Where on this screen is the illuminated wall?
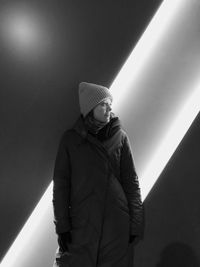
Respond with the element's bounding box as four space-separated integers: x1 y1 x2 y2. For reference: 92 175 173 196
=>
134 114 200 267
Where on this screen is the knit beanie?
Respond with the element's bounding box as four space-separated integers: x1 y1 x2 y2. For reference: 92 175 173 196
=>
79 82 113 117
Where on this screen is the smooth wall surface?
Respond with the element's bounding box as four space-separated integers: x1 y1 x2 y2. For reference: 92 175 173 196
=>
135 113 200 267
135 115 200 267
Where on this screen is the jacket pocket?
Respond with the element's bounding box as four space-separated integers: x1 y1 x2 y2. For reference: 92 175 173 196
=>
109 173 129 213
69 191 94 228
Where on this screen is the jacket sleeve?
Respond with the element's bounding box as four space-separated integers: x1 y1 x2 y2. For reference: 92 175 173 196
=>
120 133 144 237
52 133 71 234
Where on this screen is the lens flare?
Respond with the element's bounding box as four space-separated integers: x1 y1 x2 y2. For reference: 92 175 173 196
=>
0 5 51 60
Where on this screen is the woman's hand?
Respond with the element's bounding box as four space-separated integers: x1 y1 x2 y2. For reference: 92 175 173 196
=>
58 232 72 252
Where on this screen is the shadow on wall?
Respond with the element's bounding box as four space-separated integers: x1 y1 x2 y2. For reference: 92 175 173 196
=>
156 242 199 267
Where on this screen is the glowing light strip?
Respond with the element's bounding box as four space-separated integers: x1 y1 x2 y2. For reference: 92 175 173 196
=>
0 183 53 267
110 0 183 108
140 87 200 200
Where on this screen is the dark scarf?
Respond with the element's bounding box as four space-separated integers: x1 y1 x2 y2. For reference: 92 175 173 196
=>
84 111 108 135
84 111 121 141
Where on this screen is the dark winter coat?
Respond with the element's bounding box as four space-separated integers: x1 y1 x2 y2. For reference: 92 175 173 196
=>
52 114 144 267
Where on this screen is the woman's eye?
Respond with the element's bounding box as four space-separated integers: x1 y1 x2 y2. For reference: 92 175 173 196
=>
101 102 111 109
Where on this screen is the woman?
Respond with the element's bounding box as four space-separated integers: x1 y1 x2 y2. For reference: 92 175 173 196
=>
53 82 144 267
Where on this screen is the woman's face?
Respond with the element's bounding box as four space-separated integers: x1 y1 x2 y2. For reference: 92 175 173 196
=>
93 98 112 123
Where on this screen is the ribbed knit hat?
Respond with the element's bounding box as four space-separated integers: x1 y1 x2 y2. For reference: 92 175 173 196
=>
79 82 113 117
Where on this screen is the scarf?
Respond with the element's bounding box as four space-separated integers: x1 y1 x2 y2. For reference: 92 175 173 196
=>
84 111 108 135
84 112 121 141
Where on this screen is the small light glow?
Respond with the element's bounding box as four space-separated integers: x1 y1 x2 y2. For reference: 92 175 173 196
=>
0 6 51 60
6 15 39 47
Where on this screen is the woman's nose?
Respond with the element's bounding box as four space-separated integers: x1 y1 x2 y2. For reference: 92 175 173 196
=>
107 105 112 111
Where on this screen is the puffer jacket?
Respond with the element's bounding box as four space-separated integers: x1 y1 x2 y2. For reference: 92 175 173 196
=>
52 113 144 267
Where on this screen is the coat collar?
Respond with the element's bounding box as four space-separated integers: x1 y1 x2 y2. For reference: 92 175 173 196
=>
72 115 119 177
73 113 121 140
72 114 121 178
72 115 110 160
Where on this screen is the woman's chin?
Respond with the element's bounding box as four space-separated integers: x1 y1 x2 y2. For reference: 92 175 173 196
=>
104 116 110 122
95 114 110 123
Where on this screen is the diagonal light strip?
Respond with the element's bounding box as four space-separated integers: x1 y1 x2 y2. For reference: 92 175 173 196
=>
1 0 198 266
0 183 53 267
110 0 183 108
140 86 200 200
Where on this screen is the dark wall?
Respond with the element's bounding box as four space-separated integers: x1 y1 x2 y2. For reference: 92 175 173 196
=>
135 113 200 267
